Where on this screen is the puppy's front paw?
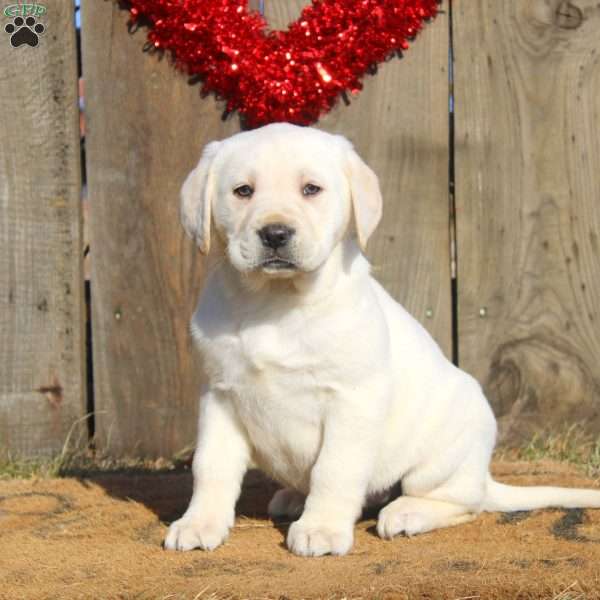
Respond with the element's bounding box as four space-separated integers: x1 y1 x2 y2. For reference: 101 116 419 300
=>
268 488 305 520
286 517 353 557
164 515 229 551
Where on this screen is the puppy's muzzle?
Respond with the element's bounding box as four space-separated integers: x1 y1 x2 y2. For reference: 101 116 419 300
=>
258 223 295 250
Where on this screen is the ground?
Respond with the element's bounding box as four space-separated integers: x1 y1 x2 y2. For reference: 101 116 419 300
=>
2 459 600 599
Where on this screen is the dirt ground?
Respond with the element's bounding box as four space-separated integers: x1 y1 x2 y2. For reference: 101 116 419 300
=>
2 460 600 600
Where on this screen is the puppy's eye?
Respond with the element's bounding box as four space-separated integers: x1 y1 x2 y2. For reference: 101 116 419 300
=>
233 184 254 198
303 183 322 196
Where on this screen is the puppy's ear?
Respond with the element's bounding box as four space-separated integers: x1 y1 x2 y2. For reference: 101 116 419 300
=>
180 141 221 255
344 146 383 251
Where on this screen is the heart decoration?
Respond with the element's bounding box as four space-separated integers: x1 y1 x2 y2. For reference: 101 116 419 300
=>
126 0 440 127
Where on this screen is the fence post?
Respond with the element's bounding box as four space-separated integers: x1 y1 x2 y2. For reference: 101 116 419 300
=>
0 1 86 457
454 0 600 442
81 0 239 457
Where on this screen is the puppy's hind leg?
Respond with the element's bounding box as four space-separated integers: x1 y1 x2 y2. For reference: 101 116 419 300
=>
377 433 493 539
377 496 475 539
268 488 305 520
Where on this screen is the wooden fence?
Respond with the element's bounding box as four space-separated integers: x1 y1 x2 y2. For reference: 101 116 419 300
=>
1 0 599 458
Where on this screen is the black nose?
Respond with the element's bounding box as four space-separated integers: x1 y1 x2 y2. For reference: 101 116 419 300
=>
258 223 295 250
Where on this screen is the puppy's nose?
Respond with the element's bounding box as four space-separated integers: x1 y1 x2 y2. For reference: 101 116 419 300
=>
258 223 295 249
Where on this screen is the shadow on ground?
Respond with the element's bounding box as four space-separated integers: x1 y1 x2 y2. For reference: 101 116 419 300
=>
78 468 278 524
79 466 397 528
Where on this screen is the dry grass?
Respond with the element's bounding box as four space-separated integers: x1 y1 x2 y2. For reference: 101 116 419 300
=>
0 447 191 480
496 423 600 479
0 414 194 480
550 581 587 600
3 422 600 482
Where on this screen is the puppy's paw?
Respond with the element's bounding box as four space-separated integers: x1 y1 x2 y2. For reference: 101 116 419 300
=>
268 488 305 520
376 497 474 539
164 515 229 551
376 507 428 539
287 517 353 556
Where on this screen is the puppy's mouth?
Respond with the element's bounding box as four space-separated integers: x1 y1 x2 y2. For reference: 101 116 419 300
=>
260 257 298 271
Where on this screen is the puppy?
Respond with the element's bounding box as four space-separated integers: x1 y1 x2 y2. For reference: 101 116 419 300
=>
165 123 600 556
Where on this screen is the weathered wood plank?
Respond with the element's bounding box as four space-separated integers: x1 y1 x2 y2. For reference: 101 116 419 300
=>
454 1 600 443
81 1 240 457
266 1 452 355
0 2 85 456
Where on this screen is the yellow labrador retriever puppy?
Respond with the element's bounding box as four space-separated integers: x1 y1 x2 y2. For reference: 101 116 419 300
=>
165 123 600 556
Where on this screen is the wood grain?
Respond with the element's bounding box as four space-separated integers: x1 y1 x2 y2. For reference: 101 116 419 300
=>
266 1 452 355
0 2 85 456
81 1 240 457
454 0 600 442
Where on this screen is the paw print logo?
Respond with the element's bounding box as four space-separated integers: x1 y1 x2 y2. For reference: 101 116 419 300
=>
5 15 45 48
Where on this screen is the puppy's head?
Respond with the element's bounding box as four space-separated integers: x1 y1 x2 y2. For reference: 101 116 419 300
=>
181 123 382 278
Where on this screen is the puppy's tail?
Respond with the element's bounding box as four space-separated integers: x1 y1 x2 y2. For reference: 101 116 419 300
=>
482 475 600 512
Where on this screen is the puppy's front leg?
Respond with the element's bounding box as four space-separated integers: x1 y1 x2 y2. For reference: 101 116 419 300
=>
287 390 384 557
165 391 250 551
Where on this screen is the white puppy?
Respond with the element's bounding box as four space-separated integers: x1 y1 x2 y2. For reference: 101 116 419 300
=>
165 123 600 557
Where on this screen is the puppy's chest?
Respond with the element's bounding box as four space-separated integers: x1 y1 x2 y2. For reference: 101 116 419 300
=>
200 321 329 400
199 323 328 486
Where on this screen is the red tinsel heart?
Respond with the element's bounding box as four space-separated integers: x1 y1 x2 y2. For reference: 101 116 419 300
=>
126 0 440 127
